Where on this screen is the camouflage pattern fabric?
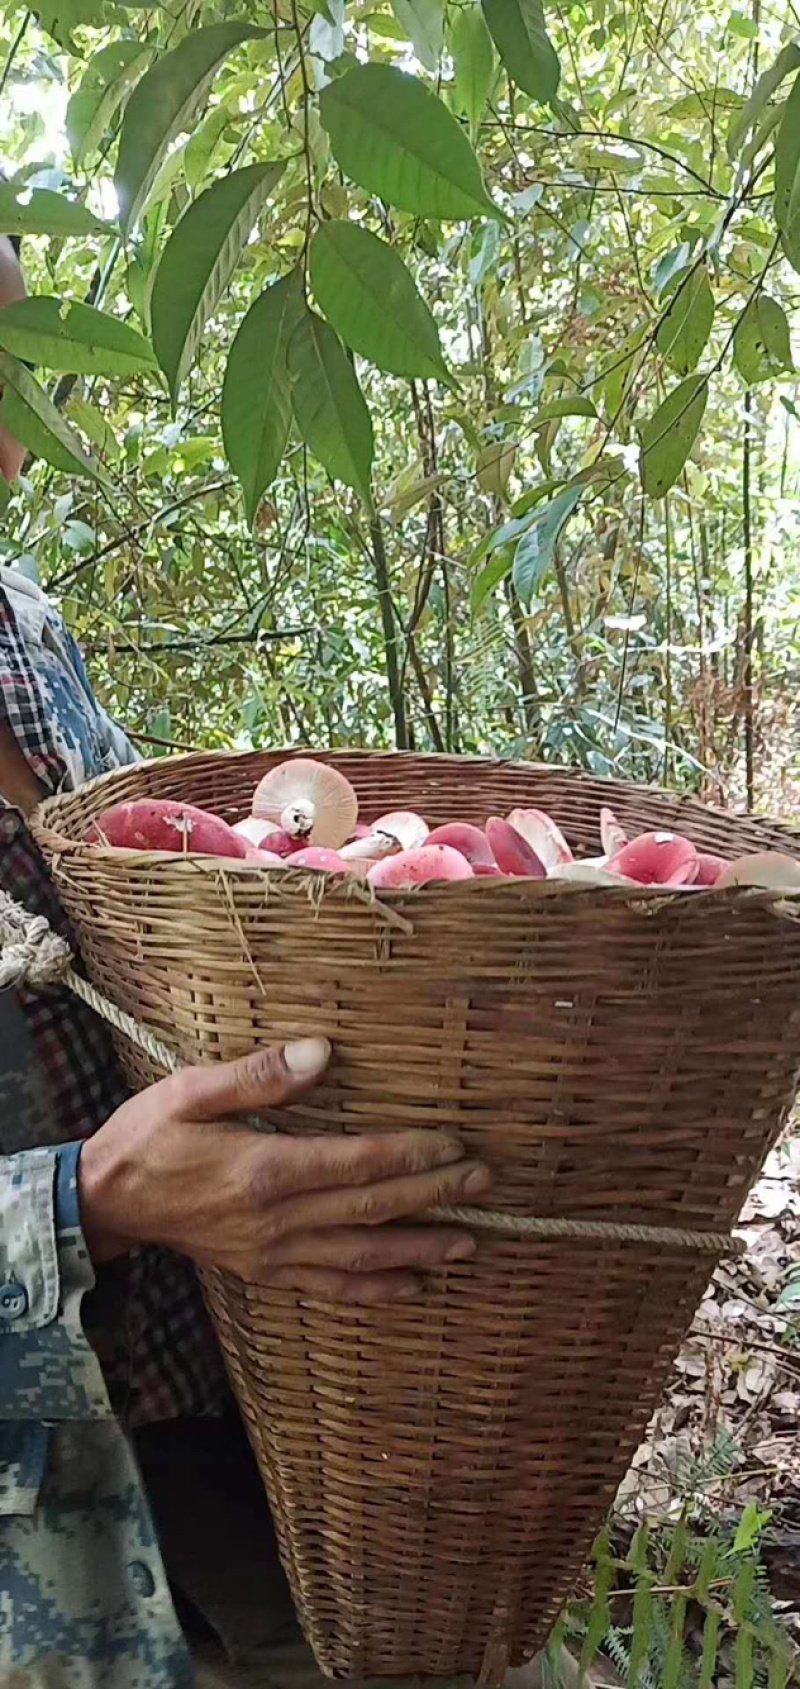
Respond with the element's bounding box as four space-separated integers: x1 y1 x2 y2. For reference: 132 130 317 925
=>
0 1146 195 1687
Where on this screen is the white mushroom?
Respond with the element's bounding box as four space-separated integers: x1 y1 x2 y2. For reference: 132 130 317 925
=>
600 806 627 858
370 810 429 852
715 852 800 892
233 817 280 847
549 859 632 886
340 832 397 862
252 759 358 849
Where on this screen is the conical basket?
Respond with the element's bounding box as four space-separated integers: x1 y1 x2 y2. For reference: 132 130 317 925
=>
33 750 800 1683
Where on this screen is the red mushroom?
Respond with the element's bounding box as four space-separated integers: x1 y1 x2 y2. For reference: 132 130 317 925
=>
87 799 247 859
607 831 699 887
426 822 496 867
289 846 349 872
368 845 473 888
485 818 546 878
695 852 730 887
506 808 572 870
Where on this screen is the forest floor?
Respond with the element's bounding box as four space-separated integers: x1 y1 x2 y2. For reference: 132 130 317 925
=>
605 1120 800 1677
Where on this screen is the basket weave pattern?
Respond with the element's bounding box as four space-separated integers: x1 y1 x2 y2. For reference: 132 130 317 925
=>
34 751 800 1682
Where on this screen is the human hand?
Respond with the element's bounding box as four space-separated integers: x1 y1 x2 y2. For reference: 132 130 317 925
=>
78 1037 490 1303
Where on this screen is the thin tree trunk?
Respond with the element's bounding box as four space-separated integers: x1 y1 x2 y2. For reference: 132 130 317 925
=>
406 631 445 751
504 579 539 740
743 391 755 809
370 514 408 749
663 495 673 786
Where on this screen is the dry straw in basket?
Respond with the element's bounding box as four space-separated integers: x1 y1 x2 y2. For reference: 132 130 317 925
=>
31 750 800 1684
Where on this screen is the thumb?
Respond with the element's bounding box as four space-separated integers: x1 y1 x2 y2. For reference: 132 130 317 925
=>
176 1037 331 1120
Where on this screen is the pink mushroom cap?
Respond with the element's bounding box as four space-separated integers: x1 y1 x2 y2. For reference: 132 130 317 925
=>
289 847 349 872
367 845 473 888
600 806 627 858
426 822 497 867
244 846 290 866
506 808 572 869
485 817 546 878
607 831 699 887
695 851 730 887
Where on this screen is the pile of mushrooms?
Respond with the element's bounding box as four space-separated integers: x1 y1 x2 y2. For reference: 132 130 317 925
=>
86 757 800 894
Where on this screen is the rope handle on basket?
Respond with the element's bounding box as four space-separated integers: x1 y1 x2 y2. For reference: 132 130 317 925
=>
0 888 744 1258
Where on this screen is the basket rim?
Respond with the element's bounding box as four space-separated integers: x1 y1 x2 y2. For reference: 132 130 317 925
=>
31 746 800 910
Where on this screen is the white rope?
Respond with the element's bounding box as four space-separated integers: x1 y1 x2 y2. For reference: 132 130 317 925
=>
0 888 743 1257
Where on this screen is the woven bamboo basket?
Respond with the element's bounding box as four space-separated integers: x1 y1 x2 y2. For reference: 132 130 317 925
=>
33 750 800 1684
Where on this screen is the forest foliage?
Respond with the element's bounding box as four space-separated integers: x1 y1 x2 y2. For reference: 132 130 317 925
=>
0 0 798 806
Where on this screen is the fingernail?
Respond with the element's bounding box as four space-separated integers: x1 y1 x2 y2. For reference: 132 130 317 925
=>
391 1278 421 1301
435 1136 465 1164
284 1037 330 1077
446 1237 476 1261
463 1165 492 1196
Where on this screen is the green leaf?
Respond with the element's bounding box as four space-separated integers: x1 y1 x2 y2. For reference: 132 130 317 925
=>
767 1647 792 1689
468 219 500 289
732 1501 773 1554
727 41 800 161
639 374 708 497
363 12 410 41
289 308 374 506
0 354 108 486
652 241 691 299
512 483 583 606
663 1515 689 1584
656 268 715 374
627 1574 653 1688
733 1560 756 1626
320 63 500 221
776 1270 800 1307
510 479 559 517
728 9 758 38
69 395 120 459
740 103 784 173
67 41 152 166
699 1608 722 1689
530 396 597 425
580 1545 614 1682
32 0 106 50
481 0 560 103
384 467 445 521
221 271 303 527
151 162 285 410
0 297 158 377
665 87 742 118
173 436 216 469
735 1626 754 1689
185 105 234 191
663 1596 687 1689
695 1537 721 1602
451 3 496 132
774 71 800 271
733 295 795 384
471 547 512 614
477 439 516 497
310 221 452 385
390 0 444 71
0 185 108 239
115 22 266 235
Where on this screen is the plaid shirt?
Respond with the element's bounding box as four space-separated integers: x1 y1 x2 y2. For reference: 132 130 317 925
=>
0 566 228 1427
